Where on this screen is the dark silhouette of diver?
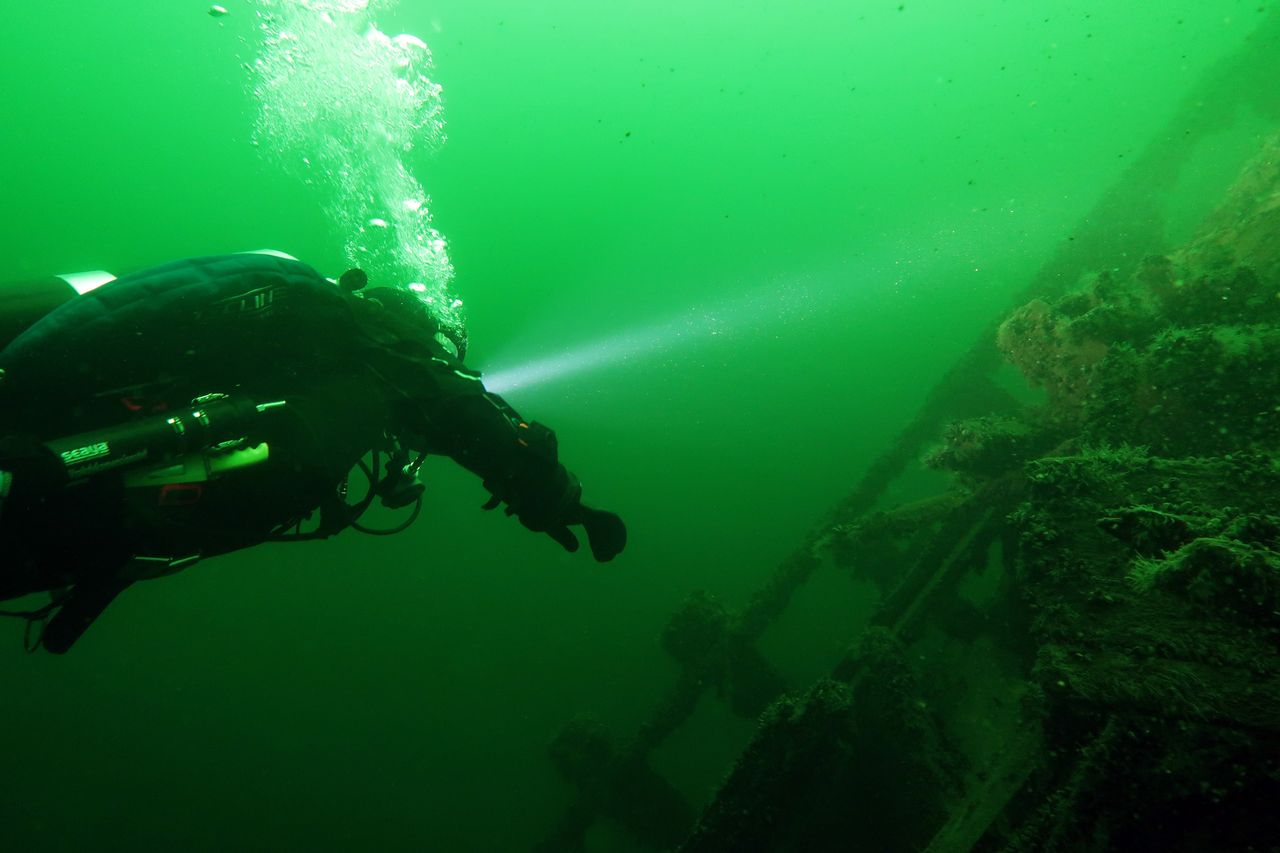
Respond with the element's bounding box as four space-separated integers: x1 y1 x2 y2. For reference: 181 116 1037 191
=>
0 252 626 653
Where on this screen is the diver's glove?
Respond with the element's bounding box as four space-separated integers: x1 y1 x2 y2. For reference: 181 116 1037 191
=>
571 503 627 562
482 490 627 562
479 421 627 562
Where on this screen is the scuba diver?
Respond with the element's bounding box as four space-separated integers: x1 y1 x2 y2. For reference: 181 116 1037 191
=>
0 251 626 654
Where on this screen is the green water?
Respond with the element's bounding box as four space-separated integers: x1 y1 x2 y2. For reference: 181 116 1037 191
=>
0 1 1272 850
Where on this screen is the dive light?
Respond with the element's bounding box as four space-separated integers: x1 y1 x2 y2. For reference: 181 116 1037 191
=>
43 394 275 482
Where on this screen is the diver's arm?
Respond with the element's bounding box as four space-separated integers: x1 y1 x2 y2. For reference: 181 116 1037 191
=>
399 364 626 562
424 392 577 514
347 294 625 561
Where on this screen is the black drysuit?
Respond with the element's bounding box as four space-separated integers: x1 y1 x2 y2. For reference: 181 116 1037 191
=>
0 253 624 651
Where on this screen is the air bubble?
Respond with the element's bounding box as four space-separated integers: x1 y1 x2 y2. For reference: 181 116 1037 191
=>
300 0 369 12
249 0 459 329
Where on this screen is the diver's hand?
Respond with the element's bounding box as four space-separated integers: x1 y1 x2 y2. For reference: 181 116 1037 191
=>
541 523 581 555
481 494 627 562
574 504 626 562
540 504 627 562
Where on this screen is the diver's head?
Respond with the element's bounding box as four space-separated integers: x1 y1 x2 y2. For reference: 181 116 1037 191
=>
349 277 468 360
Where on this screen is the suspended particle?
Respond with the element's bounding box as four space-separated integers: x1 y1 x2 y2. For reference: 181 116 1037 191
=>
209 5 229 18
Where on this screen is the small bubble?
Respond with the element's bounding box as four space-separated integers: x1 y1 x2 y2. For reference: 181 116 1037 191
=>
394 33 430 53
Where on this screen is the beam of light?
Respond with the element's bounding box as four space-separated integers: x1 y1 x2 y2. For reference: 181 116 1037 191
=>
479 279 820 395
476 210 1023 397
481 316 702 395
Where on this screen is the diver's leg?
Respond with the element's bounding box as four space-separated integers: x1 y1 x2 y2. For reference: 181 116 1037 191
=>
40 572 134 654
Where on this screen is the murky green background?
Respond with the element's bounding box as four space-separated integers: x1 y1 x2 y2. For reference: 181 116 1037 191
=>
0 1 1271 849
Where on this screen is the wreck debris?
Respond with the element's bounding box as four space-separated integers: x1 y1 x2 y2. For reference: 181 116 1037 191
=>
539 12 1280 850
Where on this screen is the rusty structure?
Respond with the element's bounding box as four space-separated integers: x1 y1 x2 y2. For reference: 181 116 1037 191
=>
538 13 1280 852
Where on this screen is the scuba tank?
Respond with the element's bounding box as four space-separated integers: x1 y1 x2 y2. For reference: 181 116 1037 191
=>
0 252 306 352
0 270 116 351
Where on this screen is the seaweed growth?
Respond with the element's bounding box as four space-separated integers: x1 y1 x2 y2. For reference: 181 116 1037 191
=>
680 127 1280 853
538 17 1280 851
